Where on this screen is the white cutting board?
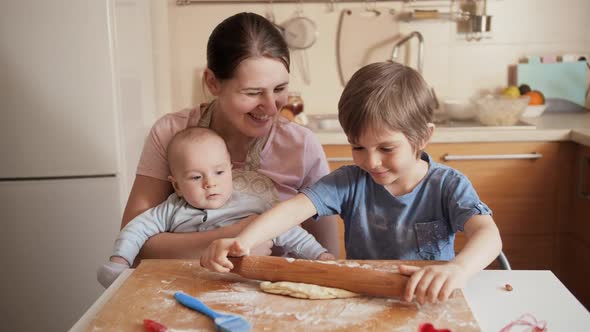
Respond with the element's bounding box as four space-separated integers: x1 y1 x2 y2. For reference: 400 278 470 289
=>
337 7 400 86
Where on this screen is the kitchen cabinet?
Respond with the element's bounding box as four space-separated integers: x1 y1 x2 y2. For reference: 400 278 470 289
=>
323 142 570 270
560 144 590 308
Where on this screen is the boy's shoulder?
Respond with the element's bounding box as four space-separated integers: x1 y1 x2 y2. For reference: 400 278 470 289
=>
318 164 369 185
326 164 363 176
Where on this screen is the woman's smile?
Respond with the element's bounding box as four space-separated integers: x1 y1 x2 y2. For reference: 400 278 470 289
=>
248 112 271 122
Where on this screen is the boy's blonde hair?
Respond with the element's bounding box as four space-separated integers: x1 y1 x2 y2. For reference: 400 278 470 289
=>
338 61 437 157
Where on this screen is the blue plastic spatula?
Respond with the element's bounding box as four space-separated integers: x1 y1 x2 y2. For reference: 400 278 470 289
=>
174 292 252 332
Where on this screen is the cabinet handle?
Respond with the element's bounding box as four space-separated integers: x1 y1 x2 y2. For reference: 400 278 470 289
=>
327 157 354 162
579 155 590 200
443 153 543 161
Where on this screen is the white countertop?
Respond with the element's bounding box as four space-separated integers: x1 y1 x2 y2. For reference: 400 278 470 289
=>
313 112 590 146
71 269 590 332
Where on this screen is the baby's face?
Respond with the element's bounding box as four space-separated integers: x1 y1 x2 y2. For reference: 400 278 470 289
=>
170 139 233 209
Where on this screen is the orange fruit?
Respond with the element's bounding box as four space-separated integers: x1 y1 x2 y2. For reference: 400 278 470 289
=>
525 90 545 105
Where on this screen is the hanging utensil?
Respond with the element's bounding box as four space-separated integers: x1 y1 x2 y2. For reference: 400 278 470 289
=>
278 0 316 84
280 1 318 50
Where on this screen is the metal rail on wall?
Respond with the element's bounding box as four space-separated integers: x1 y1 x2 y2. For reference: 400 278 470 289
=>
177 0 425 5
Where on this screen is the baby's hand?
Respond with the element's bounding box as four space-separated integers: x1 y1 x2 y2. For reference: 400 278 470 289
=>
200 238 250 273
316 252 336 261
399 263 468 305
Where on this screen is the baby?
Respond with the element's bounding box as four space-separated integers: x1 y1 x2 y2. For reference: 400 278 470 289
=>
97 127 333 288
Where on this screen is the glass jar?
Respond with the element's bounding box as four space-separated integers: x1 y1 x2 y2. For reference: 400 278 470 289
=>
282 92 304 117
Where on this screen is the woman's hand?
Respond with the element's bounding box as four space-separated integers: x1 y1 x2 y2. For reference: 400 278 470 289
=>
399 263 468 305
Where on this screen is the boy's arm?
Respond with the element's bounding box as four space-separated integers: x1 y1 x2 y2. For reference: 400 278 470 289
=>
451 214 502 276
201 193 318 272
238 194 319 250
401 214 502 304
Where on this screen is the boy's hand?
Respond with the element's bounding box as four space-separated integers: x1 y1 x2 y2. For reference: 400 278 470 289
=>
399 263 468 305
316 252 336 261
200 238 250 273
228 240 250 257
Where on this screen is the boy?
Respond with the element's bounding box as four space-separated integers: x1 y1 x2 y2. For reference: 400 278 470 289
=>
200 62 502 305
97 127 333 288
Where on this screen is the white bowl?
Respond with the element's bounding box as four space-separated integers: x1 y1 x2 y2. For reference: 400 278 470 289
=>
521 104 548 118
443 100 476 120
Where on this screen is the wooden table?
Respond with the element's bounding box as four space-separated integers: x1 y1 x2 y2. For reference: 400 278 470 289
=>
71 260 590 332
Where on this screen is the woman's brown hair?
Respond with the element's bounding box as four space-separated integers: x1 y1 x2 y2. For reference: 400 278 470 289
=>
207 12 290 80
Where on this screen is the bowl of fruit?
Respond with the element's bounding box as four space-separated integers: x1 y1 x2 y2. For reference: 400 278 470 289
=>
517 84 547 117
518 84 547 118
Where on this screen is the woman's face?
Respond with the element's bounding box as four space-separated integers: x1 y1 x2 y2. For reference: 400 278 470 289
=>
212 57 289 138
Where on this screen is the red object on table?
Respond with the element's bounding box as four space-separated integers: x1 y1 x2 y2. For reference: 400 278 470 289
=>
143 319 168 332
419 322 451 332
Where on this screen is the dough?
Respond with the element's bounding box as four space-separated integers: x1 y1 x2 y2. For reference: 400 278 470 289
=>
259 281 359 300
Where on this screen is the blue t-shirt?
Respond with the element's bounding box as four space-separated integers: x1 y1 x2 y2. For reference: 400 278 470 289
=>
301 152 492 261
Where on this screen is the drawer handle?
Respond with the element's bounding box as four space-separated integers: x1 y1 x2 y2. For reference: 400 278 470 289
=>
327 157 354 162
443 153 543 161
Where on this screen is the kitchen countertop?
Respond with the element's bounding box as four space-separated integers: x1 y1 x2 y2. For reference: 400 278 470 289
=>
312 112 590 146
71 268 590 332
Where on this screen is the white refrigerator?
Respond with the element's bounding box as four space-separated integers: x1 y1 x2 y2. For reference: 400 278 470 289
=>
0 1 139 331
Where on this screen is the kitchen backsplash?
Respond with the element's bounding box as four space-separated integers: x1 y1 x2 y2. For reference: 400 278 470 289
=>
154 0 589 115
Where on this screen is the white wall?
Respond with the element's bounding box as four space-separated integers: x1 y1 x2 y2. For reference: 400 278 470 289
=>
155 0 590 115
112 0 159 202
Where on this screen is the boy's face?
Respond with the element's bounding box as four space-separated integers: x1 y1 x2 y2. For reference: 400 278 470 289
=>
350 126 425 193
168 138 233 209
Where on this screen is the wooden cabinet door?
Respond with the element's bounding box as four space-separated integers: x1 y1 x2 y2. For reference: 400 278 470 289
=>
426 142 566 270
562 144 590 308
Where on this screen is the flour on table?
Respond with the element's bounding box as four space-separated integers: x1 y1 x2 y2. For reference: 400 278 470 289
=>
260 281 360 299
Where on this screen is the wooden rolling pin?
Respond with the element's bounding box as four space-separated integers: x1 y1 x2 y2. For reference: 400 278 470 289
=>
228 256 409 298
